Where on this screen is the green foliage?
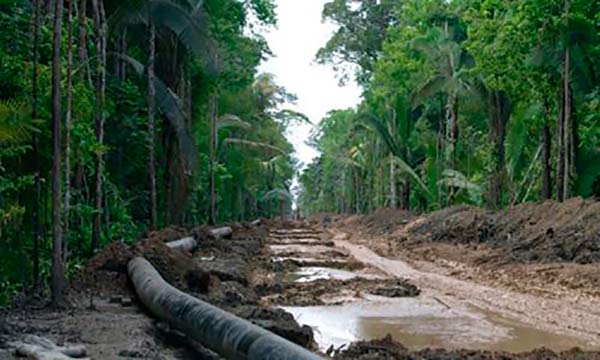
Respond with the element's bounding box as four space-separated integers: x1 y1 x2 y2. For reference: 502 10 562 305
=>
301 0 600 215
0 0 289 306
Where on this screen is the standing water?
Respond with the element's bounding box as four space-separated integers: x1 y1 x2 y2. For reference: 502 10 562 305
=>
284 295 593 352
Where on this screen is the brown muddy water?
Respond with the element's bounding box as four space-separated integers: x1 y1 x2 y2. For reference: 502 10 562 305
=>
283 295 593 353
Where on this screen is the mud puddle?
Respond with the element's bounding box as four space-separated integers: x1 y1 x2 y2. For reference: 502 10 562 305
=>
291 267 384 283
284 297 592 353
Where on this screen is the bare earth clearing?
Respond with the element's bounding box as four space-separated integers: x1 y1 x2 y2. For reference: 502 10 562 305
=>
3 199 600 359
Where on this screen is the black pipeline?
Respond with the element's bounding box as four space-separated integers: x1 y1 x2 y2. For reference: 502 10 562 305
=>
128 257 323 360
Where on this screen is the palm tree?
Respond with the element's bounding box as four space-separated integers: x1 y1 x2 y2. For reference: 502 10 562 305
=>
411 26 471 166
361 99 429 210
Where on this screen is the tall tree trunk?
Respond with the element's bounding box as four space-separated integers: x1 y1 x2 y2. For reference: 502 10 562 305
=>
438 95 445 206
570 91 578 189
31 0 42 289
556 89 565 202
542 122 552 199
77 0 90 84
91 0 105 252
51 0 65 307
489 91 512 208
399 180 410 210
488 90 511 208
447 94 459 166
147 22 158 230
557 0 572 202
563 47 571 201
120 29 127 80
557 49 571 202
63 0 74 262
388 107 397 209
389 156 396 208
209 94 217 225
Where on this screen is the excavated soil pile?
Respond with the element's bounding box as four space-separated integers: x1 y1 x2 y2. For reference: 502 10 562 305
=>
232 306 314 347
70 241 134 297
408 198 600 264
358 208 418 236
70 236 208 298
332 335 600 360
71 224 262 298
145 225 189 243
67 223 315 349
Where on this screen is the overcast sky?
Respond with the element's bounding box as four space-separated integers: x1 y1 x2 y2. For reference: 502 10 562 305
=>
258 0 362 169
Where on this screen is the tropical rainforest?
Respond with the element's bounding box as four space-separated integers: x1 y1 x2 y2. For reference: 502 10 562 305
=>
0 0 300 306
299 0 600 216
1 0 600 310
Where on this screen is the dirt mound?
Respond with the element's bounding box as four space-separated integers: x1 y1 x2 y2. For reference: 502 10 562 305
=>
72 220 270 299
85 241 134 272
361 208 417 236
70 241 134 297
71 238 210 298
332 335 600 359
491 198 600 263
330 335 407 359
145 226 189 243
413 205 491 244
407 198 600 264
133 238 209 292
233 306 315 348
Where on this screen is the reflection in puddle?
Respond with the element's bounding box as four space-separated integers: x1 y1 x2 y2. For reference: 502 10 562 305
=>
294 267 383 283
284 297 594 352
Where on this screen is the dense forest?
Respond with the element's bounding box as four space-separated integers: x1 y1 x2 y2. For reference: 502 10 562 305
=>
0 0 301 306
299 0 600 215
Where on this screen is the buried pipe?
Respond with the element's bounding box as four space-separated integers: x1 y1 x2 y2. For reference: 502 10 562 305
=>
128 257 322 360
166 237 197 252
166 226 233 252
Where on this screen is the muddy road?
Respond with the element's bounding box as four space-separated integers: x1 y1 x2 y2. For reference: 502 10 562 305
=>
266 219 600 356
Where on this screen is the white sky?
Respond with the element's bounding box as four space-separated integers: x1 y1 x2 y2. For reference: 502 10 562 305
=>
258 0 362 169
